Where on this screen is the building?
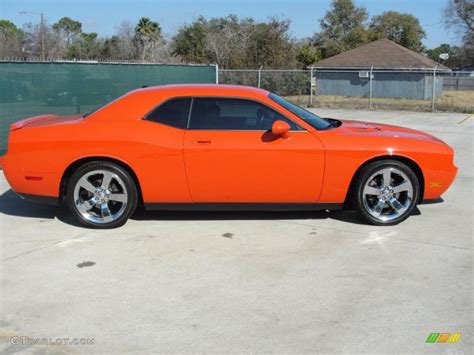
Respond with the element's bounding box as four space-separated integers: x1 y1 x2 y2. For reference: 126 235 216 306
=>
455 64 474 72
454 64 474 77
311 38 449 100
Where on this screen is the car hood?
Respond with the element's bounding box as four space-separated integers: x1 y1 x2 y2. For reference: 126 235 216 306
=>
336 119 445 144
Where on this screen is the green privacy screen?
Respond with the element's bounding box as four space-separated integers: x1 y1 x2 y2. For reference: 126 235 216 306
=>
0 62 216 155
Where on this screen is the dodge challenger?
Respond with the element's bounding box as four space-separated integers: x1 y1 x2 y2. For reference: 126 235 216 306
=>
0 84 457 228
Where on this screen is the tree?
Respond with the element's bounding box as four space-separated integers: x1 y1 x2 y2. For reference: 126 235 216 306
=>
426 43 460 67
452 32 474 67
0 20 25 57
21 20 68 59
134 17 162 60
101 21 138 60
0 20 22 37
110 21 137 60
246 17 296 68
315 0 369 58
52 17 82 45
173 17 208 63
101 35 122 60
204 15 240 68
67 32 102 59
295 42 321 68
369 11 425 52
173 15 298 68
443 0 473 67
444 0 473 36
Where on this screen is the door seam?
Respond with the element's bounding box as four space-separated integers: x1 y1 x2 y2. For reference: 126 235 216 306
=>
181 130 195 202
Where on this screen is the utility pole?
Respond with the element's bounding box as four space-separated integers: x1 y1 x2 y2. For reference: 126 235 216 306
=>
40 13 45 61
431 65 437 112
369 66 373 110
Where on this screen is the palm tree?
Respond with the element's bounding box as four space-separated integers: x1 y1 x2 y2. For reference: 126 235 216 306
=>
135 17 162 60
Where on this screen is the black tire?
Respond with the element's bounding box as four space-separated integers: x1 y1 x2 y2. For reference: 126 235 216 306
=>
66 161 138 229
353 160 420 226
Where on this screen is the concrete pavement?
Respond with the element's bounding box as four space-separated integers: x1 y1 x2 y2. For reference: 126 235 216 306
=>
0 109 472 353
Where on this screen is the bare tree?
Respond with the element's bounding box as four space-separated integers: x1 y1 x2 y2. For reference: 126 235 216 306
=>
114 21 137 59
444 0 473 67
22 21 68 59
205 22 237 67
149 39 182 63
444 0 474 35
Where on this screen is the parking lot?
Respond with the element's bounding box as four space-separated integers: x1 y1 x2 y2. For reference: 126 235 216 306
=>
0 109 472 353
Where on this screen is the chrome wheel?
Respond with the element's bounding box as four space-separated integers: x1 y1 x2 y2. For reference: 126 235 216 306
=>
73 170 128 224
362 167 414 222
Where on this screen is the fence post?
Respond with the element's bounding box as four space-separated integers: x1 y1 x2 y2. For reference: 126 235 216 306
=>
257 66 263 88
215 64 219 84
369 66 373 110
431 65 437 111
310 67 314 107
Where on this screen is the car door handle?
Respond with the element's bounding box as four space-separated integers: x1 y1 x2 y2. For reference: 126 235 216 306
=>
194 139 212 145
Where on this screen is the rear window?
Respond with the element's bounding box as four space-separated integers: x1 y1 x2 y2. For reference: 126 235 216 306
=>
145 98 191 129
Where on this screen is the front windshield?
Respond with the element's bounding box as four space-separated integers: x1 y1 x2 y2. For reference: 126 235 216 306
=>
268 93 332 130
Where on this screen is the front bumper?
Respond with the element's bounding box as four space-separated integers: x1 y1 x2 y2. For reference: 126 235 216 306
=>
423 163 458 200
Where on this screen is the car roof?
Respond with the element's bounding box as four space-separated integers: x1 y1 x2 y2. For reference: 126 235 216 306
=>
131 84 270 98
88 84 274 122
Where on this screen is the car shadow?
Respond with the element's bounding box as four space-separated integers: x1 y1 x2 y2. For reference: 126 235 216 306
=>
131 208 332 222
0 189 84 226
0 189 59 219
0 188 423 227
327 207 421 225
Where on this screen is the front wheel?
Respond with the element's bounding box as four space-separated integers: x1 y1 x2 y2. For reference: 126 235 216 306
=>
66 161 138 228
353 160 420 225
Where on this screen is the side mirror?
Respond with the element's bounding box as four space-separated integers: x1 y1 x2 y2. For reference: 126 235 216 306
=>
271 120 291 139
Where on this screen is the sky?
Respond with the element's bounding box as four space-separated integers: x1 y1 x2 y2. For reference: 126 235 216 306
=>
0 0 461 49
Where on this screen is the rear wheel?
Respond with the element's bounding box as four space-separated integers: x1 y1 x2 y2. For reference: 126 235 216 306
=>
66 161 138 228
353 160 420 225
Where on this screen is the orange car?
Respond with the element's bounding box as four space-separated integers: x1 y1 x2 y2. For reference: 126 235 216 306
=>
1 84 457 228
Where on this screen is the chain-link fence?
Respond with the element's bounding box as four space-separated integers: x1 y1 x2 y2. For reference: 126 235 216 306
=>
219 69 312 106
219 68 474 114
1 64 472 156
0 60 217 155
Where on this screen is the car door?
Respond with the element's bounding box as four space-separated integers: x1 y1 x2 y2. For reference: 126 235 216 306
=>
183 97 325 202
137 97 192 202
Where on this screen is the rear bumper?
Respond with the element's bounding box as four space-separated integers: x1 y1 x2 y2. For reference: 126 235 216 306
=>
2 153 60 205
2 150 61 198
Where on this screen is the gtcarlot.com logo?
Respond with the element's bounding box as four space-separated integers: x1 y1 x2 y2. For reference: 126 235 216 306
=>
426 333 462 343
10 336 95 346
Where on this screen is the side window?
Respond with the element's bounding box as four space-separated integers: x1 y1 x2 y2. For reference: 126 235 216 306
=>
188 98 301 130
145 98 191 129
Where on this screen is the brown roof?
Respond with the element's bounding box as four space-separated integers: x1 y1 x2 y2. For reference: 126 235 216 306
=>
313 38 449 70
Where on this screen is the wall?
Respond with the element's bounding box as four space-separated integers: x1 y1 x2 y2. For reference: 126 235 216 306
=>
315 70 444 100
